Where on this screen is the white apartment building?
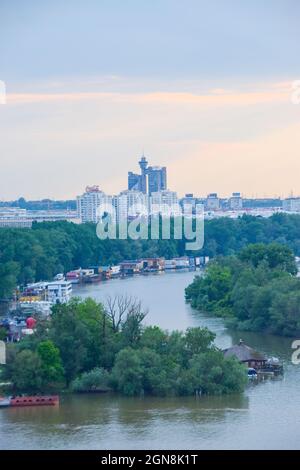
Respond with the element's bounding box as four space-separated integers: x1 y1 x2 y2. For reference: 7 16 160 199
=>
25 280 72 305
229 192 243 210
114 190 149 222
150 190 180 216
47 281 73 304
283 197 300 213
77 186 113 223
206 193 220 211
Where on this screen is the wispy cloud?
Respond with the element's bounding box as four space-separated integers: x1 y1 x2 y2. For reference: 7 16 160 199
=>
7 84 291 107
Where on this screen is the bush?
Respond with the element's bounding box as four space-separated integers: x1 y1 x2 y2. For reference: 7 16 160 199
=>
71 368 110 392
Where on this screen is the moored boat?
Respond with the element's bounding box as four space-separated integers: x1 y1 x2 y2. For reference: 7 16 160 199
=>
0 395 59 407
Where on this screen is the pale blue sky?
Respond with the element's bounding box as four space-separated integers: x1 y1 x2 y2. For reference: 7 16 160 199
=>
1 0 299 83
0 1 299 199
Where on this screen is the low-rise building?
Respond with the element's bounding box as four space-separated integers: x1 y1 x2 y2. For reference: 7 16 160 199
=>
150 190 180 216
47 280 72 304
283 197 300 213
206 193 220 211
140 258 165 271
119 260 144 274
24 280 72 305
223 340 267 369
229 192 243 210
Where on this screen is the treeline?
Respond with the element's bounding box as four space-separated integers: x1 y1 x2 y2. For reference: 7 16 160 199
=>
0 213 300 298
3 297 247 396
185 243 300 337
0 197 76 211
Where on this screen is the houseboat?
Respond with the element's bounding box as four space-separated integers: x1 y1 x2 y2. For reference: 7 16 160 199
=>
0 395 59 408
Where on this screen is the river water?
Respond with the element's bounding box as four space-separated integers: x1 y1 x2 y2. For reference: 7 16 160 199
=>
1 271 299 449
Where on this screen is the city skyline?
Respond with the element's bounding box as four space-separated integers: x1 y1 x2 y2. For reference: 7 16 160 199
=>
0 1 300 200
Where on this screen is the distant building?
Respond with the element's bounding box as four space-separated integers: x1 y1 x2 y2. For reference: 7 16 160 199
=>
150 190 180 216
128 156 148 193
128 156 167 195
147 166 167 194
47 280 73 304
0 207 79 227
0 208 31 227
77 186 113 223
25 280 72 305
119 260 144 274
206 193 220 211
114 190 149 222
223 340 267 369
128 172 142 192
138 155 148 194
28 210 79 223
180 194 197 213
283 197 300 213
229 192 243 210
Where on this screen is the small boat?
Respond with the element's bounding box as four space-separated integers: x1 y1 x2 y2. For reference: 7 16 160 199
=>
0 395 59 407
0 397 11 407
247 368 258 379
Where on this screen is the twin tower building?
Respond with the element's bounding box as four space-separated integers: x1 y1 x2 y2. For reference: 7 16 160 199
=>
128 156 167 195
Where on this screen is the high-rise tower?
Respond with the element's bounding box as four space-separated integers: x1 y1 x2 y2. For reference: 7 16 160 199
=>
138 155 148 194
128 156 166 195
147 166 167 195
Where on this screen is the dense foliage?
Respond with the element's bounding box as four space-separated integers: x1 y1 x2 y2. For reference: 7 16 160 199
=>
4 298 247 396
0 213 300 298
185 243 300 337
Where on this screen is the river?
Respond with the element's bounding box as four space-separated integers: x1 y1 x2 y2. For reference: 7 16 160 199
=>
1 271 299 449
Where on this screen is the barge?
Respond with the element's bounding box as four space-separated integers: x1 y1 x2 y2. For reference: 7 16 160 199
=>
0 395 59 407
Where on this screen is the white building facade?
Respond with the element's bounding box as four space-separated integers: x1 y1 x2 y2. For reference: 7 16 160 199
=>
77 186 113 223
150 190 180 216
113 190 149 222
283 198 300 213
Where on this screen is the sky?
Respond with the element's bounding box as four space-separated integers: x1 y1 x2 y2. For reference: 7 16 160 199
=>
0 0 300 200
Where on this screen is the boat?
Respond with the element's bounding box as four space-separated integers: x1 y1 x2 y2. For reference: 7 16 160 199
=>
0 395 59 407
247 367 258 379
0 397 11 407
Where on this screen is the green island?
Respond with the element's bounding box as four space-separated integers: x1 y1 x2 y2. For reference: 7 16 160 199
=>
185 242 300 337
2 297 247 396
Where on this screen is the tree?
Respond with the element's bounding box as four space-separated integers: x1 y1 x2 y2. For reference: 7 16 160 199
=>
50 302 89 385
120 299 148 346
140 326 168 355
186 243 300 336
104 294 133 332
37 340 65 387
112 347 143 396
184 327 216 356
239 243 297 275
10 350 43 392
188 350 247 395
0 261 19 299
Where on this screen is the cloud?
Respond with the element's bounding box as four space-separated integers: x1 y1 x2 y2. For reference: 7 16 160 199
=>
7 86 290 107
